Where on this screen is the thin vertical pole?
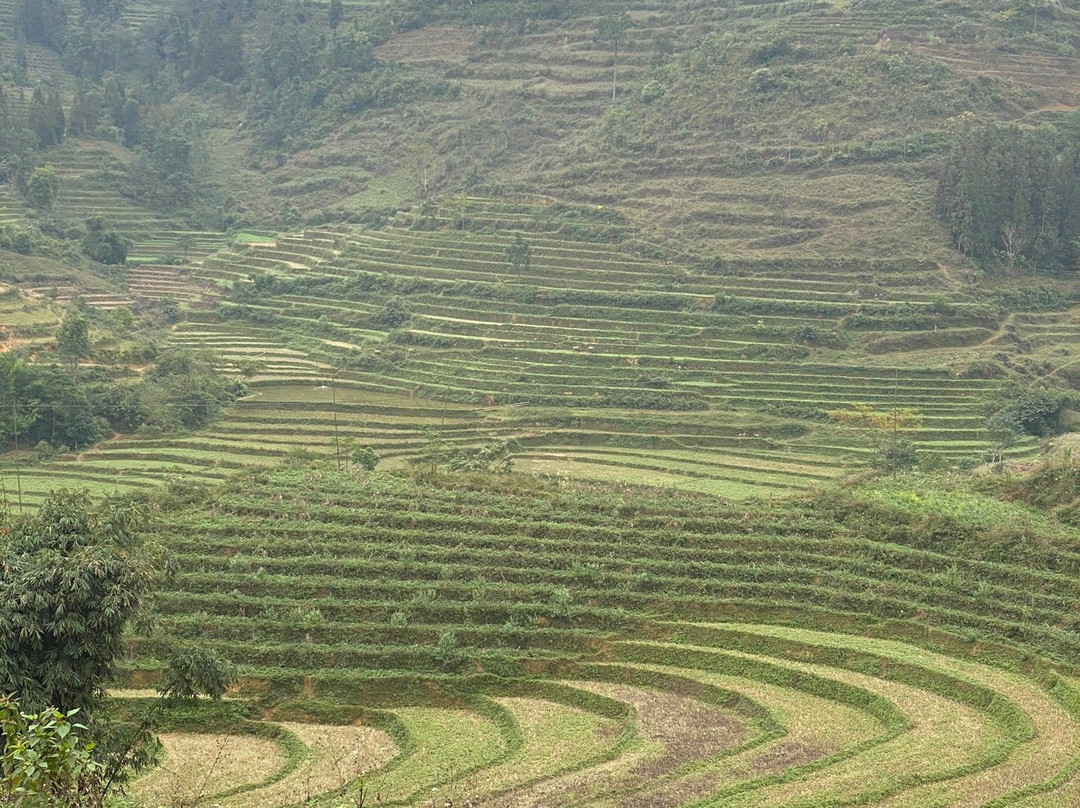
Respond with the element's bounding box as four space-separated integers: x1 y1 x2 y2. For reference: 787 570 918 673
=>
12 398 22 512
332 370 341 471
612 39 618 102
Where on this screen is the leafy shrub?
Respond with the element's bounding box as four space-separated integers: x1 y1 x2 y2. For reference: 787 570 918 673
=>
81 218 129 265
989 386 1069 437
370 297 410 328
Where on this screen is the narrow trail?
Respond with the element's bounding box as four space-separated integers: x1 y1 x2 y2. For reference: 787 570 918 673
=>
1030 102 1076 115
1041 351 1080 383
979 312 1016 347
75 432 122 462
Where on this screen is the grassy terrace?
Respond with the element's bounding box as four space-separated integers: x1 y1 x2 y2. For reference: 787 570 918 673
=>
116 461 1080 807
0 1 1077 803
193 201 1039 467
19 195 1065 501
38 141 229 263
0 184 28 226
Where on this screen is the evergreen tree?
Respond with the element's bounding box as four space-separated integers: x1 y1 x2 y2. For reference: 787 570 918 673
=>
938 124 1080 273
13 0 67 50
26 87 66 148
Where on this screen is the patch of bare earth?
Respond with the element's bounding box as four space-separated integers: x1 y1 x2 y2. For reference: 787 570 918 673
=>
749 739 827 774
469 684 747 808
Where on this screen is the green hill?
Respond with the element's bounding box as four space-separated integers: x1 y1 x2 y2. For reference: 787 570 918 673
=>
4 2 1080 805
117 459 1080 808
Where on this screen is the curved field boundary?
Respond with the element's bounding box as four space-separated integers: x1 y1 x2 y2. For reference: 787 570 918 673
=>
134 732 289 808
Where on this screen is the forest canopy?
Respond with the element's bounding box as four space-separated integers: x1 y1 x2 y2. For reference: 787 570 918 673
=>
936 121 1080 274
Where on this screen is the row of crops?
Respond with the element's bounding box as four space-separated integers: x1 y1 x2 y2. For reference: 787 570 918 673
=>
121 461 1080 807
15 196 1052 504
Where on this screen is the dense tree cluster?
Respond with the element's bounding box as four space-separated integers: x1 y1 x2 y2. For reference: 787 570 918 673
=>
81 216 130 264
937 122 1080 273
1 345 245 456
0 491 236 807
0 491 154 715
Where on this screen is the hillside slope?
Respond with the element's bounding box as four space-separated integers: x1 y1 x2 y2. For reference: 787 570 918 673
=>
1 0 1080 493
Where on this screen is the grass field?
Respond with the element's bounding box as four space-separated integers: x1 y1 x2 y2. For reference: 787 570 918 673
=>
9 194 1073 507
100 460 1080 807
3 2 1080 804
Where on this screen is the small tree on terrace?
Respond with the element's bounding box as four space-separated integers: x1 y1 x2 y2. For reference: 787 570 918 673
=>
351 444 380 472
0 491 156 715
56 306 91 368
829 402 921 475
505 234 531 273
0 490 234 803
25 164 60 211
594 9 633 103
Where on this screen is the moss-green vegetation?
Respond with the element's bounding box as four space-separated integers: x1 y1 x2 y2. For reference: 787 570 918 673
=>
19 196 1076 501
4 1 1080 804
97 458 1080 805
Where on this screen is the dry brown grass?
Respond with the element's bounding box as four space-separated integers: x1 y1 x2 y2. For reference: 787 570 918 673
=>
703 625 1080 807
218 723 397 808
133 723 397 808
133 733 286 808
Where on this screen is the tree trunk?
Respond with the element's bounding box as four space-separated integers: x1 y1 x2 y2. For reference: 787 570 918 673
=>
612 40 618 103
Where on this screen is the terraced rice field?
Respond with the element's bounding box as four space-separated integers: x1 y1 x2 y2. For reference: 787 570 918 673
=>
121 462 1080 807
126 264 223 306
0 183 28 227
12 193 1067 501
41 141 230 261
22 196 1057 504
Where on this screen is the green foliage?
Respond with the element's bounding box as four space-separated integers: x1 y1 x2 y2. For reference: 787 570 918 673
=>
24 166 59 213
937 124 1080 273
351 445 380 472
104 307 133 337
14 0 67 51
873 436 919 472
138 348 245 432
829 402 922 472
0 491 156 715
0 352 106 451
25 89 65 149
979 451 1080 518
992 284 1070 311
0 227 34 256
56 308 91 364
985 410 1024 463
370 297 410 329
448 441 513 473
80 219 129 266
131 104 212 209
328 0 345 28
434 631 464 671
504 234 531 273
594 9 632 52
989 384 1068 437
158 648 236 706
0 697 105 808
